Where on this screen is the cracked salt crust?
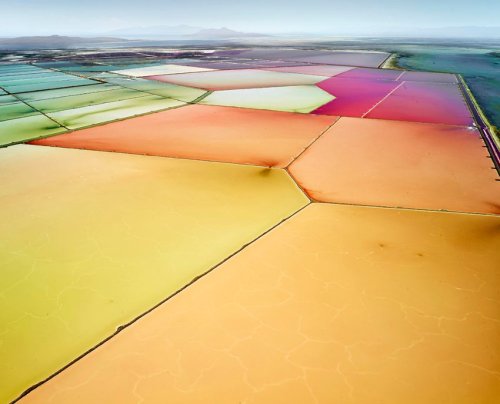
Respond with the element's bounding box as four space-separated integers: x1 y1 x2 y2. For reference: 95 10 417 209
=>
19 203 500 404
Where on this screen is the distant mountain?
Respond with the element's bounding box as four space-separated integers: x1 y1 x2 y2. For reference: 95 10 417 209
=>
187 27 271 39
105 25 270 40
106 24 202 38
0 35 130 50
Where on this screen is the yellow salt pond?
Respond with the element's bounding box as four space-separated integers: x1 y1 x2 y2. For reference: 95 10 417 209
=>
0 144 308 403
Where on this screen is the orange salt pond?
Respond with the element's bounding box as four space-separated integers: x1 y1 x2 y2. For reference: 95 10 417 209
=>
33 105 338 168
0 144 307 403
19 203 500 404
289 117 500 214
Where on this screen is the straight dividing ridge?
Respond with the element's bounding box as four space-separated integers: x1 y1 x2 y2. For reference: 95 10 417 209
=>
31 143 296 173
283 120 500 217
1 71 210 145
457 75 500 175
4 82 102 96
1 87 69 131
231 54 391 70
378 52 394 68
91 76 212 105
284 118 341 171
5 70 498 396
109 66 330 79
214 55 397 74
10 191 496 404
0 64 95 127
29 118 438 214
11 64 104 88
0 86 210 149
39 101 190 135
13 85 136 103
316 200 500 218
4 61 209 104
10 78 199 106
28 63 104 81
0 98 191 149
12 202 312 403
283 117 345 203
24 91 158 115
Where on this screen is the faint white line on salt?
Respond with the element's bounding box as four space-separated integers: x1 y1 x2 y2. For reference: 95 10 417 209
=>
362 81 406 118
396 71 406 81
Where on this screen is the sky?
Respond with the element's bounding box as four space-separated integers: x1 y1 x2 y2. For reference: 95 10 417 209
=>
1 0 499 36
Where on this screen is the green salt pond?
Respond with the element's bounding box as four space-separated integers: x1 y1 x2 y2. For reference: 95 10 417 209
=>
30 87 151 113
16 83 119 102
0 115 66 146
0 102 38 122
102 76 207 102
47 95 185 129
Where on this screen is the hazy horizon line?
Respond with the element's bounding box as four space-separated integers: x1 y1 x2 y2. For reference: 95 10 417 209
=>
2 24 500 39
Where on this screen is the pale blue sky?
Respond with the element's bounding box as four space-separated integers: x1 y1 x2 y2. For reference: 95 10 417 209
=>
1 0 499 36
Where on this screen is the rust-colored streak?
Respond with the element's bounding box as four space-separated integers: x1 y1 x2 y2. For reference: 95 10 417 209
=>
32 105 338 168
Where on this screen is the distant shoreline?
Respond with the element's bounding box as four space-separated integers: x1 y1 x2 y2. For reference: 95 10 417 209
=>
385 50 499 146
380 53 403 69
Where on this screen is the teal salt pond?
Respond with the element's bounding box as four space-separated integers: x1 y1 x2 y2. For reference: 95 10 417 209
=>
0 65 196 145
395 46 500 130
